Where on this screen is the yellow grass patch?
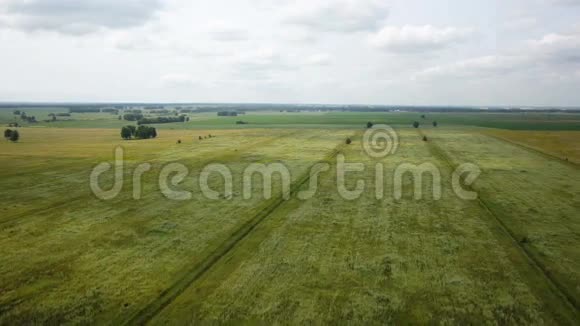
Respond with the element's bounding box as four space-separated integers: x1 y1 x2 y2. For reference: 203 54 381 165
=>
483 130 580 164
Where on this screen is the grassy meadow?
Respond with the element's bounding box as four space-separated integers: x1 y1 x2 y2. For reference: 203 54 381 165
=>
0 107 579 324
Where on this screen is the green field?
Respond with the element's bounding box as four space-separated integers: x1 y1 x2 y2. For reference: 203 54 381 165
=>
2 107 580 130
0 109 579 324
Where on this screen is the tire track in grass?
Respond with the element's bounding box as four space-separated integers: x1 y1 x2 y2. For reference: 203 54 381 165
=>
122 133 357 325
418 129 580 324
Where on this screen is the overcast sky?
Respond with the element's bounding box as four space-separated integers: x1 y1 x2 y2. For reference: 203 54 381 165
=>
1 0 580 106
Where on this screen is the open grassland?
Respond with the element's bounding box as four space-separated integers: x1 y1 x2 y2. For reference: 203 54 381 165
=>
0 123 579 324
422 128 580 313
150 129 579 324
0 127 352 323
484 130 580 164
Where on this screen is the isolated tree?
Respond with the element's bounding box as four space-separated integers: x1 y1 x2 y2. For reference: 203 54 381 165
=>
177 139 182 144
121 126 132 140
433 121 438 127
346 138 352 145
423 136 428 142
13 110 20 115
9 130 19 142
4 129 13 139
199 136 203 140
118 115 122 120
151 128 157 138
20 112 27 120
367 122 374 129
52 115 57 122
413 121 420 128
421 114 426 119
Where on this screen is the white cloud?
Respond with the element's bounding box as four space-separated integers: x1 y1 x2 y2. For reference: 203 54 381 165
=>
282 0 388 33
369 25 475 52
0 0 164 35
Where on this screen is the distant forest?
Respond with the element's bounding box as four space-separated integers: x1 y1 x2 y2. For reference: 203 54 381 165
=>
1 103 579 114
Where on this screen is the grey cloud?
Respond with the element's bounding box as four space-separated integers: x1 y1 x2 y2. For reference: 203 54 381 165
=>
0 0 164 35
415 55 531 80
548 0 580 6
369 25 476 53
416 30 580 80
207 22 248 42
282 0 388 33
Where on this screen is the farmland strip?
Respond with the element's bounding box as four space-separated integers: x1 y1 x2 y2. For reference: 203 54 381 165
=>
419 129 580 324
484 133 578 168
122 133 356 325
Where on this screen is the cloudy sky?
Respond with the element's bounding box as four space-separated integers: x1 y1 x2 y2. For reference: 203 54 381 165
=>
1 0 580 106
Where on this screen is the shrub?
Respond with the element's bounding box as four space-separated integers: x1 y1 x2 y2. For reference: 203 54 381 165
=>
127 125 136 136
413 121 420 128
346 138 352 145
135 125 157 139
433 121 438 127
9 130 19 142
423 136 428 142
367 122 374 129
121 126 132 140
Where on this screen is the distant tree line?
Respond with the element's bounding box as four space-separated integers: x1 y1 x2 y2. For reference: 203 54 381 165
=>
148 109 170 114
218 111 238 116
121 125 157 140
101 108 119 114
19 112 37 123
137 116 186 125
124 113 144 121
69 107 101 113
